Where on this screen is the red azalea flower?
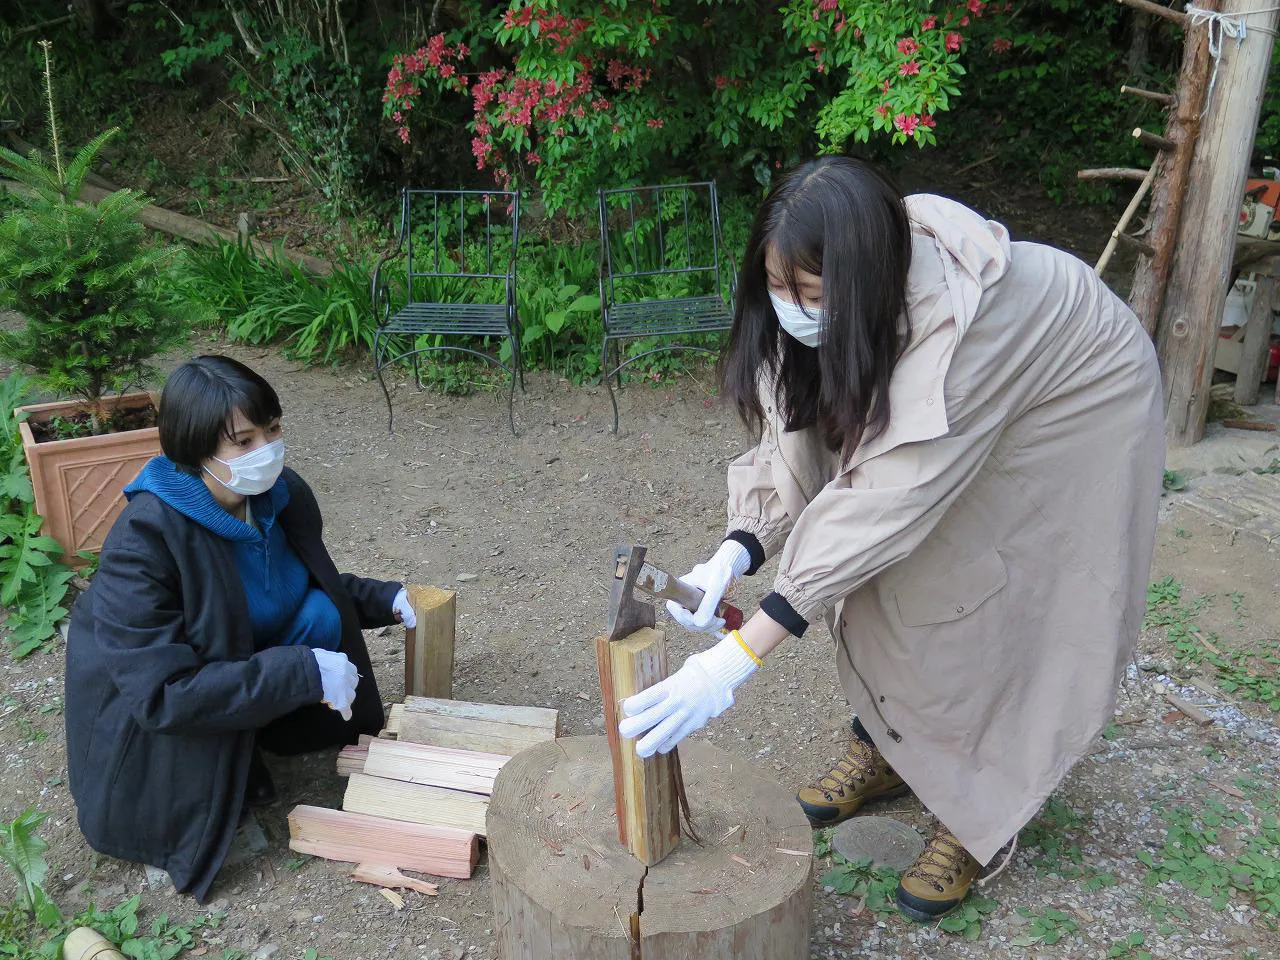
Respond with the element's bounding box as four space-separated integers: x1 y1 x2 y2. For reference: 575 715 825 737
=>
894 113 920 136
922 15 937 29
946 32 963 51
992 37 1013 53
876 104 890 118
968 0 985 12
647 117 664 128
899 59 921 76
897 37 920 56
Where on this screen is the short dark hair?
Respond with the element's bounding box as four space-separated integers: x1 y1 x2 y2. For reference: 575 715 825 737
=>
158 355 282 473
720 157 912 460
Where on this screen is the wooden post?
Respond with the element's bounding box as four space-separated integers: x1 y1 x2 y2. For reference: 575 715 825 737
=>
1157 1 1280 446
236 211 254 246
1127 0 1219 336
1237 273 1278 404
594 628 681 866
404 586 455 700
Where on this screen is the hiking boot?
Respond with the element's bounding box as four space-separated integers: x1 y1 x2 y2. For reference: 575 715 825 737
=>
796 737 909 827
895 829 981 922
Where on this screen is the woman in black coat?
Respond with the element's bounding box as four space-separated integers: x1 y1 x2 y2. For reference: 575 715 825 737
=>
65 355 416 902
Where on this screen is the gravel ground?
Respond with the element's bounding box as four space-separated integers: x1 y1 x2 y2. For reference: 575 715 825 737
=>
1 338 1278 959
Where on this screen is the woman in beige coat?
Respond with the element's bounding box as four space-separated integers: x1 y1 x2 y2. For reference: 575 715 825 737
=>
619 157 1164 921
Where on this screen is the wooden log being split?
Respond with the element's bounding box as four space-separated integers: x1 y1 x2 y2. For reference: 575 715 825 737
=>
363 737 508 795
1133 127 1176 153
1121 84 1176 106
63 928 126 960
343 772 490 836
404 585 455 700
1078 167 1151 182
1118 0 1188 25
397 696 559 756
1128 0 1220 336
287 804 479 879
595 628 681 866
1096 164 1159 275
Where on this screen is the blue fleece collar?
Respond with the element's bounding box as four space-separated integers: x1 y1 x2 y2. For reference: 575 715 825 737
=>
125 456 290 542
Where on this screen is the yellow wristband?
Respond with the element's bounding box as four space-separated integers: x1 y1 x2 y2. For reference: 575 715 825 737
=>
731 629 763 667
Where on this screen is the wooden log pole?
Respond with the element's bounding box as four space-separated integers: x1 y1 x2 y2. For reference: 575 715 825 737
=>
63 928 125 960
403 585 455 700
1121 84 1176 106
1096 165 1159 275
594 628 681 866
1128 0 1220 336
487 737 813 960
1157 1 1280 446
1235 273 1278 405
1078 167 1152 182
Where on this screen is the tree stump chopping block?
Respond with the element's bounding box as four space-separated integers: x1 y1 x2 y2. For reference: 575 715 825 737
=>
487 736 812 960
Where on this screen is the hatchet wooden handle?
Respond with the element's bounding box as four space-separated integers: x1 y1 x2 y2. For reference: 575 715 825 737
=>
659 577 745 632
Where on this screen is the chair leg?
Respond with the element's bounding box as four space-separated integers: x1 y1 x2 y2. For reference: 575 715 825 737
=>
602 335 620 435
507 334 520 436
373 334 395 434
412 351 422 390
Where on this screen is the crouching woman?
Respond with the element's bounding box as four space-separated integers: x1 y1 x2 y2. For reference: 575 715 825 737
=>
64 355 416 902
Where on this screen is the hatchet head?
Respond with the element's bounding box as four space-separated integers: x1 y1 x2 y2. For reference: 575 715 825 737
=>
606 543 656 642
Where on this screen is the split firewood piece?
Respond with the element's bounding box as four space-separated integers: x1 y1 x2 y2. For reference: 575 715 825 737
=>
1165 691 1212 726
336 743 368 777
404 585 455 700
381 703 405 739
287 805 478 879
352 862 439 896
343 772 489 836
363 738 509 796
397 696 558 756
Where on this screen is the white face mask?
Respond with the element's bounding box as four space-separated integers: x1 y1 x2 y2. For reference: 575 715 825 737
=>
769 291 825 347
205 439 285 497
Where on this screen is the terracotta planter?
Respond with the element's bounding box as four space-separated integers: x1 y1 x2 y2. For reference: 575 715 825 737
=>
16 392 161 559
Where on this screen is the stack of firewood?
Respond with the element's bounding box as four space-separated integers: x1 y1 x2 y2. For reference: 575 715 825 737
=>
287 695 559 889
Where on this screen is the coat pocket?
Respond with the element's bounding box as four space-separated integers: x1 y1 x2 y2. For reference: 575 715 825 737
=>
894 548 1008 628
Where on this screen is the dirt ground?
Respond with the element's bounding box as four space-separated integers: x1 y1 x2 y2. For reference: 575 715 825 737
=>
1 333 1277 960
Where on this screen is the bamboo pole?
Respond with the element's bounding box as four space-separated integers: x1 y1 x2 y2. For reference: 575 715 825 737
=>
1096 165 1159 275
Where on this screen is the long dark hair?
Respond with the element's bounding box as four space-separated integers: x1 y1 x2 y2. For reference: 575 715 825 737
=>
720 157 912 458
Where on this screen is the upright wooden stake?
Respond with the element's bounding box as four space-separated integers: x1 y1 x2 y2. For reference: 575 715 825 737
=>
1236 273 1278 405
404 585 455 699
1127 0 1219 335
1157 1 1280 446
594 628 681 866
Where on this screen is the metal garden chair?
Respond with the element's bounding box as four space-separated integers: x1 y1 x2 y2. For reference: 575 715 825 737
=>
371 188 522 434
597 181 735 433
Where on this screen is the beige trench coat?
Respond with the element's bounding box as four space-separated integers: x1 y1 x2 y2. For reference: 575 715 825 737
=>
726 195 1164 864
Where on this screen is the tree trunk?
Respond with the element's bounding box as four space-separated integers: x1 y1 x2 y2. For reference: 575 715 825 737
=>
1157 1 1280 446
71 0 118 37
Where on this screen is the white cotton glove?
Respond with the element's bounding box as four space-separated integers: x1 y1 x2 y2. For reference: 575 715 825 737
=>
392 588 417 629
312 648 359 721
665 540 752 635
617 633 759 758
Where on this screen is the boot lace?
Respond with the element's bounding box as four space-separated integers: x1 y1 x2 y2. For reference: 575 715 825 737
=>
904 832 972 893
816 739 882 801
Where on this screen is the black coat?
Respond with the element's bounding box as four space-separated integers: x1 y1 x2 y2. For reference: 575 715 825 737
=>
64 468 400 901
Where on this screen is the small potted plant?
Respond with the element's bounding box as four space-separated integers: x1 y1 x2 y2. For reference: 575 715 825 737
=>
0 42 187 558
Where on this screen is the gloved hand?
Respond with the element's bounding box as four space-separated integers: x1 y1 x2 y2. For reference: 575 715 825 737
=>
392 588 417 629
313 648 359 721
617 632 759 757
666 540 752 635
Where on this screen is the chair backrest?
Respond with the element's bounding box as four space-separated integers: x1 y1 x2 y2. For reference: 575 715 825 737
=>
397 189 520 304
597 181 726 304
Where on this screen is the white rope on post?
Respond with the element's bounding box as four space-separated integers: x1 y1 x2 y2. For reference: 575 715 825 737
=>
1184 4 1280 114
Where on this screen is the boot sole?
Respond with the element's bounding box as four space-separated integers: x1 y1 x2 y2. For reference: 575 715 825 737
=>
798 783 911 828
895 886 965 923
